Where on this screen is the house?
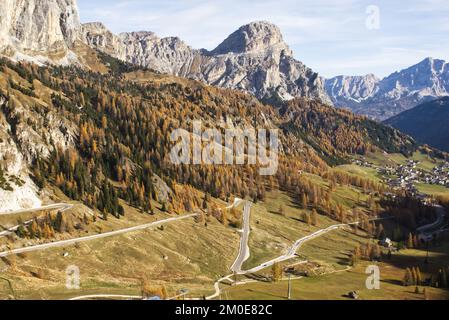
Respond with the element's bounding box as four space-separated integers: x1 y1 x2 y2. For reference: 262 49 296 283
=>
380 238 392 248
348 291 359 299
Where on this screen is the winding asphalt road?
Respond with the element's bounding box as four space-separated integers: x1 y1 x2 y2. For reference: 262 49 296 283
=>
205 223 346 300
70 199 244 301
242 217 392 275
225 198 244 210
0 214 197 258
417 205 447 235
206 216 392 299
0 203 74 216
230 201 252 274
0 203 74 237
0 203 75 237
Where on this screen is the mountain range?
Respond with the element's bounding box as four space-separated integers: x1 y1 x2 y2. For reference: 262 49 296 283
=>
2 0 448 122
0 0 417 212
326 58 449 120
0 0 330 105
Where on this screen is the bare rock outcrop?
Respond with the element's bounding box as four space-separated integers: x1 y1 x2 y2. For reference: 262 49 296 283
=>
0 0 81 64
84 21 332 104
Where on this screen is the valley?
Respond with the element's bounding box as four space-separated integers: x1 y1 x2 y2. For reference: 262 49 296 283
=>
0 0 448 304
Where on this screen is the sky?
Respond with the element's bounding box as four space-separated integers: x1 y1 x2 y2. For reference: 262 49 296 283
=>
77 0 449 78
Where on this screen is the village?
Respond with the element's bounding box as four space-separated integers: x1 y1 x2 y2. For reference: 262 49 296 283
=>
353 158 449 196
352 157 449 252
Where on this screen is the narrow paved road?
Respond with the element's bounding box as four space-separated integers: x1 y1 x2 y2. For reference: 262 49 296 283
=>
230 201 252 274
0 203 73 216
243 223 348 274
225 198 243 210
0 203 74 237
0 203 75 237
69 199 242 301
243 217 391 274
0 214 197 258
207 217 392 299
0 220 33 237
417 205 447 234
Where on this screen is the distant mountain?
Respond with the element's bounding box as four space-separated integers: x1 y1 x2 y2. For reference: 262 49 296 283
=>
83 21 332 104
325 74 380 108
0 0 332 105
385 97 449 152
326 58 449 120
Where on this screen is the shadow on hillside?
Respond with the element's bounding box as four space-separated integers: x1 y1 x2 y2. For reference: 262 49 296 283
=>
381 279 403 286
336 255 352 267
382 243 449 275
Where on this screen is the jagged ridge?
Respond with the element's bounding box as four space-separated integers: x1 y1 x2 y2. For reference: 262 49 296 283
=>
326 58 449 120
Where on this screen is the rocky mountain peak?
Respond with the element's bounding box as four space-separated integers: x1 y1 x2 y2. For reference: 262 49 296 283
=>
0 0 80 58
81 21 127 60
412 57 448 76
82 22 109 33
325 73 380 105
418 56 445 67
381 57 449 95
119 31 158 42
211 21 290 55
0 3 331 105
326 58 449 120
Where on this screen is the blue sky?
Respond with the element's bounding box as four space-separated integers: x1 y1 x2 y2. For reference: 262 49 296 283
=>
77 0 449 78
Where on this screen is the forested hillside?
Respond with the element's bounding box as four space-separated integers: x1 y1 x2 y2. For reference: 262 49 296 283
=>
0 53 417 220
280 98 417 165
385 97 449 152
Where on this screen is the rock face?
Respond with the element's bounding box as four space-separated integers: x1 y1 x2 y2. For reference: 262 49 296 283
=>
119 31 200 77
326 58 449 120
0 86 76 213
0 0 80 64
325 74 380 107
0 1 331 104
0 94 42 213
81 22 126 60
211 21 287 55
84 21 332 104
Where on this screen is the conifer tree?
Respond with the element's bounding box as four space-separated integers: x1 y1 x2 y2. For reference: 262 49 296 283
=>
303 212 311 225
311 209 318 226
301 194 308 209
416 267 422 285
407 233 414 249
403 268 412 286
423 288 429 300
202 193 209 210
411 268 418 286
272 263 282 282
279 205 285 216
